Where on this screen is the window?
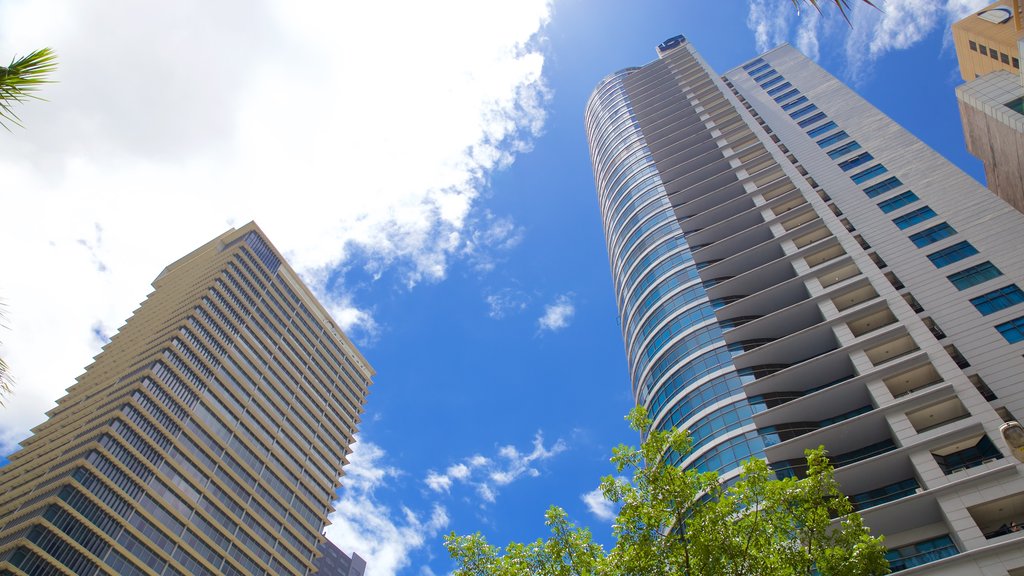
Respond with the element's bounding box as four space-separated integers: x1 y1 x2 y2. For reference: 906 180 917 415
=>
990 49 999 61
772 88 800 103
797 111 828 128
927 241 979 268
790 104 819 119
864 176 903 198
908 222 957 247
761 75 786 89
1013 57 1020 69
996 316 1024 343
838 152 875 171
754 69 778 83
746 62 770 75
817 130 849 148
970 285 1024 315
766 81 792 96
877 191 919 213
980 44 988 56
850 164 889 184
892 206 936 229
826 141 861 159
969 40 977 51
1001 53 1010 64
781 95 808 110
742 58 766 71
948 262 1003 290
807 121 838 138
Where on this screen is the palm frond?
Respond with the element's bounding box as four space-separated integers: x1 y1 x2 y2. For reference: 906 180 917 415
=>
792 0 879 25
0 299 11 408
0 47 58 130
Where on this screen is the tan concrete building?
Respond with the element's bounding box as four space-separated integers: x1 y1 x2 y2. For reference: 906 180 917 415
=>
0 222 373 575
953 1 1024 213
952 0 1022 82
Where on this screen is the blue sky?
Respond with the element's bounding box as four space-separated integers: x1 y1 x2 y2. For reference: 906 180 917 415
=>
0 1 990 575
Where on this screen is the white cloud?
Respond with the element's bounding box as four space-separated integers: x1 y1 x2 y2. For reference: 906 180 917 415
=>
326 440 449 576
538 293 575 332
424 472 453 494
484 288 530 319
422 432 566 503
745 0 991 81
581 485 616 522
0 0 553 452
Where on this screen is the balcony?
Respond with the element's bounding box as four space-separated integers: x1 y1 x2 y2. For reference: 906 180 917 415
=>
758 404 872 447
969 492 1024 539
931 434 1002 475
771 438 897 479
886 535 958 573
849 478 920 512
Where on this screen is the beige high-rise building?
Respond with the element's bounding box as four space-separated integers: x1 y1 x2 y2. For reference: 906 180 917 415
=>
952 1 1024 211
0 222 373 575
952 0 1022 82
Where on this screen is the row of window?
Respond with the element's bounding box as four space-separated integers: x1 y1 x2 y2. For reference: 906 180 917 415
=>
967 40 1020 69
806 103 1024 345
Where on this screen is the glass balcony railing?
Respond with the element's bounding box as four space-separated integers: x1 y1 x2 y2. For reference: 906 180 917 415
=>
849 478 920 511
758 405 872 447
886 535 958 572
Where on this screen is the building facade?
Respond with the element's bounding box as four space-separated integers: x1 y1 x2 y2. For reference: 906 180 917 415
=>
586 36 1024 574
313 541 366 576
952 1 1024 210
0 222 373 575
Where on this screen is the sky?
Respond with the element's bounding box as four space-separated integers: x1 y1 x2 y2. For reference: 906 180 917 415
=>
0 0 993 574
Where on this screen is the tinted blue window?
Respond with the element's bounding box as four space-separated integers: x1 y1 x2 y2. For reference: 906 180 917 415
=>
826 141 861 159
766 82 793 96
753 69 778 83
927 241 978 268
892 207 936 229
970 285 1024 315
948 262 1003 290
790 104 818 119
908 222 956 247
817 131 849 148
797 111 828 128
863 176 903 198
742 58 766 71
807 121 837 138
851 164 889 184
877 191 919 213
772 88 800 103
838 152 875 171
996 316 1024 343
780 95 808 110
761 75 786 89
746 62 770 75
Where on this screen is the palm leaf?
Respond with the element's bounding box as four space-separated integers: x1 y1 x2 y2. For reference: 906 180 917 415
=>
792 0 880 24
0 47 58 130
0 299 11 408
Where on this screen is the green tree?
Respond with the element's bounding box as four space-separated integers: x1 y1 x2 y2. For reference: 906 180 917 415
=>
1 47 58 130
446 407 889 576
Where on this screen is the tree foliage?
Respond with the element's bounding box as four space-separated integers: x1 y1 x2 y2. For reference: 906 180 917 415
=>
0 47 58 130
446 407 889 575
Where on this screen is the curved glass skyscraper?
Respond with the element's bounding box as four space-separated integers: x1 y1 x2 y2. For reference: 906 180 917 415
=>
587 35 1024 574
585 40 765 480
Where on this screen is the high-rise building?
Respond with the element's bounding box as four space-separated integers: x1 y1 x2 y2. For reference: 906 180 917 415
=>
313 541 366 576
586 36 1024 574
951 1 1024 210
0 222 373 575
